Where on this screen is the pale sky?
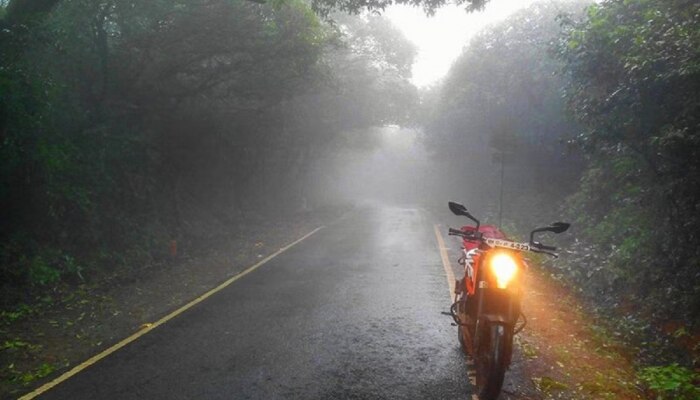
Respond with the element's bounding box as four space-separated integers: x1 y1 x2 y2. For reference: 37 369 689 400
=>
384 0 539 87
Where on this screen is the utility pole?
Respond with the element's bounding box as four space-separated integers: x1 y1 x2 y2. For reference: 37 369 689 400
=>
492 150 512 229
490 119 516 229
499 152 505 227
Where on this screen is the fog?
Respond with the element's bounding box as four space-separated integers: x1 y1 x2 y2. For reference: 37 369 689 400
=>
0 0 610 288
297 1 590 228
326 126 431 206
2 0 699 391
385 0 540 87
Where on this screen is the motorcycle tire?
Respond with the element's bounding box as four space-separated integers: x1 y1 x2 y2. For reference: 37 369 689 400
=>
455 295 468 354
475 323 509 400
458 324 468 354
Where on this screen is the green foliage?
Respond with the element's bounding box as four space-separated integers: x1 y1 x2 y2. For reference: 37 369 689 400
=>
309 0 488 17
556 0 700 326
27 256 61 286
0 304 34 324
18 363 55 384
425 0 588 225
638 364 700 400
565 155 655 266
0 0 417 305
2 361 55 387
1 339 40 352
532 376 569 393
425 0 699 367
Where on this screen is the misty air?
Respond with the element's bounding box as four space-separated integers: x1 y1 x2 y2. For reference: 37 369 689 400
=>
1 0 698 399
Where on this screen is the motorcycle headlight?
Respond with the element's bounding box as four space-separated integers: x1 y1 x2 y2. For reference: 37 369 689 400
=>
490 253 518 289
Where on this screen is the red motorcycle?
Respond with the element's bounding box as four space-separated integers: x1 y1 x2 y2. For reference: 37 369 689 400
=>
446 201 569 399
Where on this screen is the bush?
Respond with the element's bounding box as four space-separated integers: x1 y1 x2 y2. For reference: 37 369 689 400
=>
638 364 700 400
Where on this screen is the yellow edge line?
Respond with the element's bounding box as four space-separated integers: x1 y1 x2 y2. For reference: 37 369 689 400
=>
20 226 325 400
433 224 455 301
434 224 478 398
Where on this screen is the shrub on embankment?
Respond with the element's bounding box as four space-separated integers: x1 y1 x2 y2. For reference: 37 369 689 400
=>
424 0 700 375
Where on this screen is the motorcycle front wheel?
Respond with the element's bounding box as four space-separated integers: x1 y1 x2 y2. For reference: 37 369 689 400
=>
455 295 469 355
458 324 469 355
475 323 509 400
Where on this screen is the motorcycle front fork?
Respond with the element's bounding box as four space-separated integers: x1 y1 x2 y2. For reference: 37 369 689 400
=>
450 291 520 369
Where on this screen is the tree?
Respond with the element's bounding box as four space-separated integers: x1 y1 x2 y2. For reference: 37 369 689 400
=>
309 0 487 16
424 0 589 225
556 0 700 321
0 0 418 296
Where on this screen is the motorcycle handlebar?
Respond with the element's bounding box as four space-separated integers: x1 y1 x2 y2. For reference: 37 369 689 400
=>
448 228 463 236
537 244 556 251
448 226 561 257
532 249 559 258
448 227 481 241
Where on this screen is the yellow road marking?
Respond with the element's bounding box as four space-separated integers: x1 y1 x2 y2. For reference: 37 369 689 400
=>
433 224 456 301
19 226 324 400
434 224 478 398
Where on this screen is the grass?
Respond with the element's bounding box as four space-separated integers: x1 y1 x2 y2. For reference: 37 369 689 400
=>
1 339 41 352
521 268 646 399
638 363 700 400
2 362 56 387
516 336 539 359
0 304 35 325
532 376 569 393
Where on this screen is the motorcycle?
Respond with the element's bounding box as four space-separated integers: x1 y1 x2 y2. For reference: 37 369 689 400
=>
445 201 569 399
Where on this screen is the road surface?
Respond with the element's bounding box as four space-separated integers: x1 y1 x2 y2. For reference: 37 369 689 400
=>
36 206 499 399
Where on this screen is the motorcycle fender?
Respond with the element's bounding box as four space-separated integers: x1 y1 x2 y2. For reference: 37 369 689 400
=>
481 318 514 368
481 314 511 325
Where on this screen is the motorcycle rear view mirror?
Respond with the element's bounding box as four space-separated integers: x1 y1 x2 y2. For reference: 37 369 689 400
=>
529 222 571 245
531 222 570 235
448 201 468 216
448 201 480 229
548 222 571 234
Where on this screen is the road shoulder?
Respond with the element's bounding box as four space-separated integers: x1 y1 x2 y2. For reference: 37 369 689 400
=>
513 267 644 399
1 210 336 399
434 222 644 399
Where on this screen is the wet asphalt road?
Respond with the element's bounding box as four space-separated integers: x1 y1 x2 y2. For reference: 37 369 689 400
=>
39 206 475 399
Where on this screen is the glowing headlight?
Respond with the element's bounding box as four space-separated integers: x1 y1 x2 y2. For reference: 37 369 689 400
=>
490 253 518 289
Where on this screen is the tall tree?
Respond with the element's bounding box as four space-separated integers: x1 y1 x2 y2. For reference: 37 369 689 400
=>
556 0 700 322
0 0 418 296
425 0 589 225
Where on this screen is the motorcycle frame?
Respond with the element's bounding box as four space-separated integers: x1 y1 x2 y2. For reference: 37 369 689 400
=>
463 246 523 367
448 200 570 398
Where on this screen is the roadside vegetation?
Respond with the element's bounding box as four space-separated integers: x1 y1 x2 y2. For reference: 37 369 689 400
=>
0 0 416 301
1 0 699 398
1 0 416 393
424 0 700 397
